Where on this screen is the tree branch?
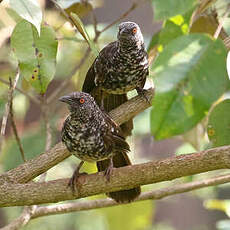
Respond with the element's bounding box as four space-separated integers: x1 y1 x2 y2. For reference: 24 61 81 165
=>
0 206 36 230
30 172 230 218
8 78 26 162
1 143 230 207
99 2 138 33
1 87 230 210
0 71 20 157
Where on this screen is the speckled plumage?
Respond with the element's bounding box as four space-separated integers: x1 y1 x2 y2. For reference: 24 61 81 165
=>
83 21 149 95
61 92 129 162
60 92 141 203
82 22 148 138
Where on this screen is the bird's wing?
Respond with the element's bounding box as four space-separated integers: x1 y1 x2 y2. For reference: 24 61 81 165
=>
82 41 118 93
102 111 130 154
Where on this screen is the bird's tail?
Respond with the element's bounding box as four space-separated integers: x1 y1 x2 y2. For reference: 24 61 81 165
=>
97 151 141 203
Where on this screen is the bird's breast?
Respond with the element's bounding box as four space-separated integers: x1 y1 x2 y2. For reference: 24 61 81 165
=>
62 120 113 162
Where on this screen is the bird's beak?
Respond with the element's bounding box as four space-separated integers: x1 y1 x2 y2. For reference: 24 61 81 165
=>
119 28 126 36
59 95 71 104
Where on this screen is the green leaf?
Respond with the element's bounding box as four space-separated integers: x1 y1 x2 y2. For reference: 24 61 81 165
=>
70 12 99 57
207 99 230 147
65 2 93 18
152 0 197 20
11 20 58 93
158 19 185 46
148 13 192 52
150 34 229 140
9 0 42 34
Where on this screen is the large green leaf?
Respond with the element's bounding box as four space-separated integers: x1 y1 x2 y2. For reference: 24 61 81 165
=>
150 34 229 140
11 20 58 93
207 99 230 147
9 0 42 34
148 12 192 53
152 0 197 20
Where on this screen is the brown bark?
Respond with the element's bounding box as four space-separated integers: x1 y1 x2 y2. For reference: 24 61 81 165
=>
1 144 230 207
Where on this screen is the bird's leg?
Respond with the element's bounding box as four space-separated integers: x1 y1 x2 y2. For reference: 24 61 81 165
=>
104 157 113 181
100 90 105 111
68 161 85 192
136 87 151 104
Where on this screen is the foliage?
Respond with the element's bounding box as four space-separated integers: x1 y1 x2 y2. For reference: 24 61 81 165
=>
11 20 58 93
151 34 228 139
1 0 230 229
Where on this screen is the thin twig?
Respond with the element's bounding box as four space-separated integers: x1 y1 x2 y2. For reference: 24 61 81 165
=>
0 70 20 157
0 72 19 136
8 78 26 162
91 10 99 36
49 0 76 27
100 2 138 34
213 5 230 39
0 206 36 230
0 77 40 105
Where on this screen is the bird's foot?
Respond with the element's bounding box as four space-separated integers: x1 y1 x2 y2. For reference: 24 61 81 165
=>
136 88 151 104
68 161 86 193
104 158 113 182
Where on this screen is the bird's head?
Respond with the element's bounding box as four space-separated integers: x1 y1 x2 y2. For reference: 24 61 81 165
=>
59 92 97 118
117 21 144 49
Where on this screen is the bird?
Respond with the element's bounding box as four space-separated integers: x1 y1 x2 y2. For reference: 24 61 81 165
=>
60 91 141 203
82 21 149 137
82 22 149 183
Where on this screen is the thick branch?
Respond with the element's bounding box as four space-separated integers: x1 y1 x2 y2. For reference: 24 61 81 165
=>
1 144 230 207
31 172 230 218
0 89 153 184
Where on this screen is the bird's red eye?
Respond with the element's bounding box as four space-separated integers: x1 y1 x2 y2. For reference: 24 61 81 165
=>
132 27 137 34
79 98 85 104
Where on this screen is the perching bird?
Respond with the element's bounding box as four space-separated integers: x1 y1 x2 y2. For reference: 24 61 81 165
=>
82 21 149 137
60 92 141 203
82 22 148 184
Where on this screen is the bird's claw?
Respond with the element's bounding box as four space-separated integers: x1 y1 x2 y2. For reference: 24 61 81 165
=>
104 158 113 182
136 88 151 104
104 165 113 182
68 171 88 192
